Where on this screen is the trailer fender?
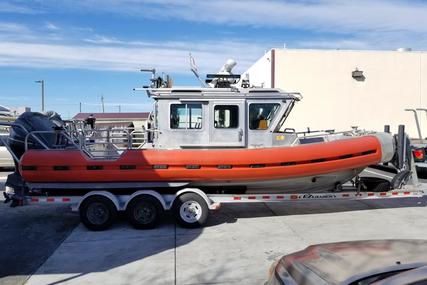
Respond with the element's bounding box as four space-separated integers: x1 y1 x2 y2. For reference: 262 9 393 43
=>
123 190 167 211
169 188 214 210
76 191 121 211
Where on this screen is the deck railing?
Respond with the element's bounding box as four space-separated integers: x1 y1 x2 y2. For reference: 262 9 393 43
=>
1 121 151 161
80 127 148 159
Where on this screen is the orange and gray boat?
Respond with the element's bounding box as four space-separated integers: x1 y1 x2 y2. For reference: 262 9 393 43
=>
5 69 395 195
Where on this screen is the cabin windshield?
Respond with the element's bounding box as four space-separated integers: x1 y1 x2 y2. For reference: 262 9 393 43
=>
249 103 280 130
274 100 296 132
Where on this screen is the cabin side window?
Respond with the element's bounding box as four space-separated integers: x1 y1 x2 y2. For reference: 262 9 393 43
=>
170 103 202 129
214 105 238 128
249 103 280 130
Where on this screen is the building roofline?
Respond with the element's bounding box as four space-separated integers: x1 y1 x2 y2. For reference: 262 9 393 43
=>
269 48 427 54
72 112 150 121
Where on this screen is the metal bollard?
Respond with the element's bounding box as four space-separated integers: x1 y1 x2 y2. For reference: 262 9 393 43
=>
397 125 406 170
384 125 390 133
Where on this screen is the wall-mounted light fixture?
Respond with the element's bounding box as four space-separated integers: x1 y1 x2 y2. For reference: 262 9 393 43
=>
352 68 365 81
352 69 363 78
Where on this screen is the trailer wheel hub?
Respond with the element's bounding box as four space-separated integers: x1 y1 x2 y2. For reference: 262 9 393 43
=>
180 201 202 223
87 202 109 225
134 204 156 223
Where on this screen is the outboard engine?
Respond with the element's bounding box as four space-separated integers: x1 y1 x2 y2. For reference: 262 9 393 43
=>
9 111 66 161
4 111 67 205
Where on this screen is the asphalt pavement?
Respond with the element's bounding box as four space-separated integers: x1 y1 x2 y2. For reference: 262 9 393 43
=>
0 171 80 285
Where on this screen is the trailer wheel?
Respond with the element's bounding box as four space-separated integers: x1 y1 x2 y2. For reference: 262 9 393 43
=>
126 195 163 229
357 177 391 192
173 193 208 228
80 196 117 231
372 181 391 192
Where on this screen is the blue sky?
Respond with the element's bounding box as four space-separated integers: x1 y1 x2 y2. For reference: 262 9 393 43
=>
1 0 426 118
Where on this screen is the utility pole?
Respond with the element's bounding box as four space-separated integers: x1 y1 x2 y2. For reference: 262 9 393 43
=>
79 102 82 113
35 80 45 112
101 95 105 113
118 105 121 113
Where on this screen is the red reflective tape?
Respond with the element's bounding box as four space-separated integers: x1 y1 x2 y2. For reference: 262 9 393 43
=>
248 196 256 200
276 195 284 199
31 197 39 202
233 196 241 200
404 191 411 195
47 197 54 202
62 198 71 202
290 195 298 200
380 192 387 196
262 195 270 200
342 193 350 197
368 193 374 196
392 192 398 196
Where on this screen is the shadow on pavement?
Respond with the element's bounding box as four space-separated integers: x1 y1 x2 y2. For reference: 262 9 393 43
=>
0 193 80 285
209 196 427 225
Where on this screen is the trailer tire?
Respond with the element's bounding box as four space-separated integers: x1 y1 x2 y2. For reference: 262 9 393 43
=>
126 195 163 229
372 181 391 192
357 177 391 192
80 196 117 231
173 193 208 228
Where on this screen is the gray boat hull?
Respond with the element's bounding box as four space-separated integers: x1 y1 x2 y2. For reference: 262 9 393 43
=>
191 167 364 194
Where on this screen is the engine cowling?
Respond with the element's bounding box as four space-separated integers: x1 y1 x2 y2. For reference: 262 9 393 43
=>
10 111 65 161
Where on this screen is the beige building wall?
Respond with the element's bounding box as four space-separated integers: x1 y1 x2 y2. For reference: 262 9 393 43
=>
244 51 272 88
246 49 427 138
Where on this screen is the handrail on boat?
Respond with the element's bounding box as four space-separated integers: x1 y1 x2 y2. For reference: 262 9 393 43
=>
0 123 150 161
24 130 80 151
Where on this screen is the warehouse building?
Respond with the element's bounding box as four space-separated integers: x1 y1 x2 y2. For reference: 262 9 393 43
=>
243 48 427 138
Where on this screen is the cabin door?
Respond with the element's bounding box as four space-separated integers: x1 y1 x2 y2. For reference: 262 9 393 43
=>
210 101 246 147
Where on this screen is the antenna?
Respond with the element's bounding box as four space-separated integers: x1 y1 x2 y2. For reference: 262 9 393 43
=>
140 68 162 88
189 53 207 87
140 68 156 79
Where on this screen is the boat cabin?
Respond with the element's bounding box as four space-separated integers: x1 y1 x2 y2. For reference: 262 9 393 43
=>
142 88 302 149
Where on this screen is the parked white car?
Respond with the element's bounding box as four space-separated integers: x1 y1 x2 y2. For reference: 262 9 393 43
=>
0 136 14 169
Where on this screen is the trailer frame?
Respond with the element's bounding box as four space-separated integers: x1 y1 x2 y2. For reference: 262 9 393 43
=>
4 178 426 231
